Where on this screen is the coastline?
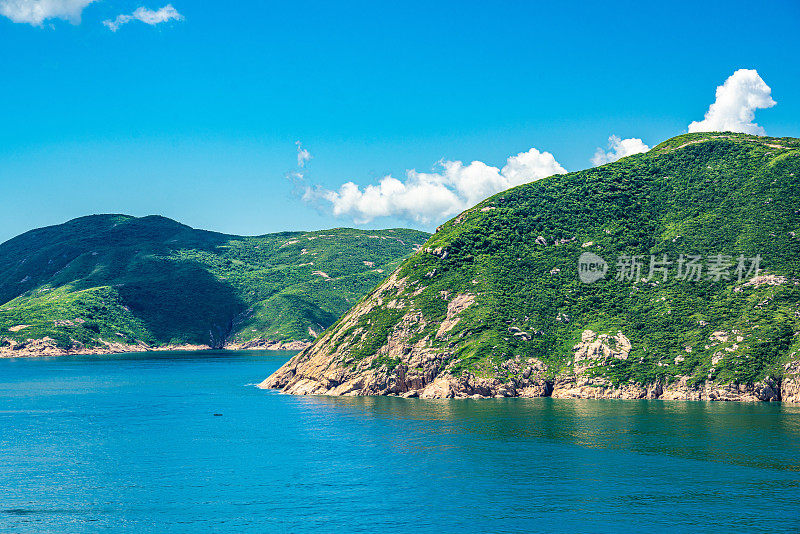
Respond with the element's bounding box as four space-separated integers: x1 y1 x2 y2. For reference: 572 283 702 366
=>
260 349 800 404
0 337 311 359
261 372 800 404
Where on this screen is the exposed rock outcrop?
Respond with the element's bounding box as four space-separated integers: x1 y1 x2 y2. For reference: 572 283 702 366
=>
781 362 800 403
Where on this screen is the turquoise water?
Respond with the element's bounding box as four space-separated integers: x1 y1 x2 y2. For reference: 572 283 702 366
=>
1 350 800 533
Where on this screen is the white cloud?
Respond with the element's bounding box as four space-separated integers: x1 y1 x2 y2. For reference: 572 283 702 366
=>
296 141 312 168
0 0 96 25
688 69 776 135
103 4 183 32
591 135 650 166
307 147 566 224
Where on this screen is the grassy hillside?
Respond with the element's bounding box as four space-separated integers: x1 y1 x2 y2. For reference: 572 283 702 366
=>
263 132 800 399
0 215 428 350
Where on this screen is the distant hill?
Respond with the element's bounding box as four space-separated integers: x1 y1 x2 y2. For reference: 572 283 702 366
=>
263 132 800 402
0 215 429 354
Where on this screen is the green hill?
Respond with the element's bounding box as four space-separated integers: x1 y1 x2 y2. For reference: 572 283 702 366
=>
0 215 429 354
262 132 800 402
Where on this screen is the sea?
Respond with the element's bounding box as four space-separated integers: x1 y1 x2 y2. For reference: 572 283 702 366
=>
1 350 799 533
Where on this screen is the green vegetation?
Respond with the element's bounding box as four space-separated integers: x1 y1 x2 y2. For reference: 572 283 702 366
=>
325 132 800 386
0 215 428 349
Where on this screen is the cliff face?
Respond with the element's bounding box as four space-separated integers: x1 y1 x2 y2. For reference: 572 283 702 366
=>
262 133 800 402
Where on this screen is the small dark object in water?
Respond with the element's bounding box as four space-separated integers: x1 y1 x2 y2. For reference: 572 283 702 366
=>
213 413 223 416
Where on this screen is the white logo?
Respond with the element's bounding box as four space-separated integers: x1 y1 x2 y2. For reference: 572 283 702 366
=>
578 252 608 284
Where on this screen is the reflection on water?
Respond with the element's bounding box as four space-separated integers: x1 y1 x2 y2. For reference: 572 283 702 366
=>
298 394 800 472
2 351 800 533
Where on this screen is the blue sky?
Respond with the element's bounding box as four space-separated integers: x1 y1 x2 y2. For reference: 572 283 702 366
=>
1 0 798 243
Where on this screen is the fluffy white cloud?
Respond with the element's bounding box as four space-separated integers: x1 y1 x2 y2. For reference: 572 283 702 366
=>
308 147 566 224
296 141 312 168
688 69 776 135
104 4 183 32
591 135 650 166
0 0 95 25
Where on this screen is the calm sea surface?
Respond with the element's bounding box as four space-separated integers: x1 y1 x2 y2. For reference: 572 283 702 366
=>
1 350 799 533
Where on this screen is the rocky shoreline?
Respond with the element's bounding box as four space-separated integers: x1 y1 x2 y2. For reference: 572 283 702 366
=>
260 316 800 404
222 339 312 351
261 360 800 403
0 336 311 358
